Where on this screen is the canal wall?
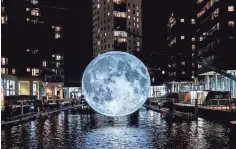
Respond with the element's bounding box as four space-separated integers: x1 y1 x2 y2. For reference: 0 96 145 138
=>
174 104 236 122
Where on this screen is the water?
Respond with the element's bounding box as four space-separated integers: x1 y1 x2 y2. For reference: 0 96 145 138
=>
1 107 236 149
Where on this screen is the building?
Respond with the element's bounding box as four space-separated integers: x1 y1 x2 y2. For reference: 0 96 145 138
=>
1 0 67 99
92 0 142 57
196 0 236 97
165 1 197 93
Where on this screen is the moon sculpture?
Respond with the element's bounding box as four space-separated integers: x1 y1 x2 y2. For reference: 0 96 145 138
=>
82 51 151 117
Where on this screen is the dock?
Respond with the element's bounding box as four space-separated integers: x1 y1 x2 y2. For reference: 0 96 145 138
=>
1 105 82 126
144 104 197 121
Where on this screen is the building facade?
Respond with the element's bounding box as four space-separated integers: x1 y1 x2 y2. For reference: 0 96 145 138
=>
1 0 67 99
92 0 142 57
165 1 197 93
196 0 236 97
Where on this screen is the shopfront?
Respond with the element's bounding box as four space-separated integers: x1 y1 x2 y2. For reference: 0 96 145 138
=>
1 74 18 96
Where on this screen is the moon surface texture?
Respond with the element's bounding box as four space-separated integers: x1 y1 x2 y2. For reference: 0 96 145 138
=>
82 51 151 117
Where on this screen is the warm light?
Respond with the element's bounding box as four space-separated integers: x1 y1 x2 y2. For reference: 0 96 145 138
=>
228 21 234 27
12 68 16 74
228 6 234 12
180 18 184 22
26 68 30 72
181 36 185 40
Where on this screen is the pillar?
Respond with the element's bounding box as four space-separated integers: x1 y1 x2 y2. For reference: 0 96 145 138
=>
213 73 217 91
30 81 33 96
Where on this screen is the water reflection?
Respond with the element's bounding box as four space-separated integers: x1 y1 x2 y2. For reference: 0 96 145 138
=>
1 107 236 149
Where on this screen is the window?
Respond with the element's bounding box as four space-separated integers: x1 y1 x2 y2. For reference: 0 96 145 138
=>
108 12 110 16
228 21 234 27
191 19 195 24
31 9 40 16
137 42 140 46
98 41 100 45
1 57 7 65
192 44 196 50
97 4 100 8
32 68 39 76
192 37 195 42
228 6 234 12
1 15 7 24
113 11 127 18
137 24 139 28
137 18 139 22
26 18 30 22
1 68 5 74
113 31 127 37
181 62 185 65
113 0 125 4
26 68 30 72
180 18 184 22
26 8 30 11
162 71 165 74
55 33 61 39
55 26 61 32
137 12 139 16
181 36 185 40
42 61 47 67
12 68 16 74
128 9 130 12
56 55 62 60
182 71 185 74
137 6 139 10
128 15 130 19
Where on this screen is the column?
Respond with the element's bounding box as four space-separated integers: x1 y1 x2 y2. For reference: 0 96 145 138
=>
213 73 217 91
30 81 33 96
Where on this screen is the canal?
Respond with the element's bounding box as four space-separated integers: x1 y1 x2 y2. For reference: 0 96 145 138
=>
1 107 236 149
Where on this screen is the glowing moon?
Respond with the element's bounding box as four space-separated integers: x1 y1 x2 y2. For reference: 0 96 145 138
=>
82 51 151 116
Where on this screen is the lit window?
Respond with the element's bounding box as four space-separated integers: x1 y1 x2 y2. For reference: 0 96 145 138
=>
1 68 5 74
137 12 139 16
108 12 110 16
55 33 61 39
137 18 139 22
180 18 184 22
192 37 195 42
42 61 47 67
137 24 139 28
133 17 136 20
26 18 30 22
56 62 60 67
98 41 100 45
113 31 127 37
52 54 55 57
137 42 140 46
2 15 8 24
228 21 234 27
162 71 165 74
128 9 130 12
31 9 40 16
1 57 6 65
181 36 185 40
97 4 100 8
26 8 30 11
12 68 16 74
191 19 195 24
113 0 125 4
137 6 139 10
192 45 196 50
55 26 61 32
228 6 234 12
181 62 185 65
134 23 136 26
32 68 39 76
31 0 38 5
113 11 127 18
26 68 30 72
2 7 5 13
182 71 185 74
56 55 61 60
128 15 130 19
137 48 140 51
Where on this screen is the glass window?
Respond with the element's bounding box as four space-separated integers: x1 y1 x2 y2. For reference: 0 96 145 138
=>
181 36 185 40
182 71 185 74
181 62 185 65
191 19 195 24
180 18 184 22
12 68 16 74
113 11 127 18
32 68 40 76
228 6 234 12
27 68 30 72
1 68 5 74
228 21 234 27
